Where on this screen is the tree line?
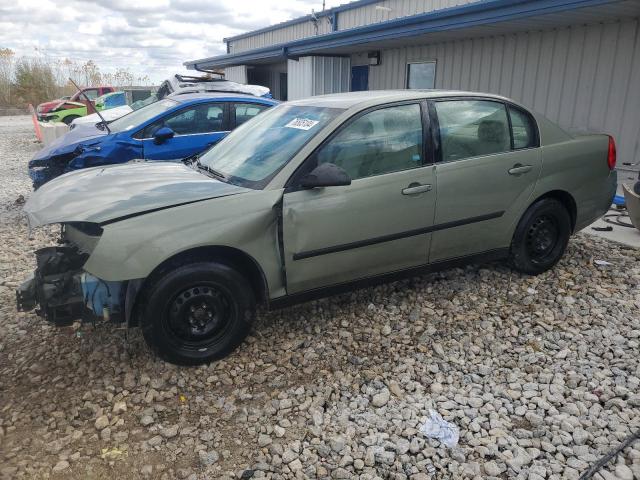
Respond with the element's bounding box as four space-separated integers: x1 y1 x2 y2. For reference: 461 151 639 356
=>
0 48 153 108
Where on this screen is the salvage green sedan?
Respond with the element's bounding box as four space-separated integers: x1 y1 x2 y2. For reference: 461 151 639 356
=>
17 91 617 365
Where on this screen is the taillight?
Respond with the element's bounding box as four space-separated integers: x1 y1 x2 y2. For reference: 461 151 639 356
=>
607 135 616 170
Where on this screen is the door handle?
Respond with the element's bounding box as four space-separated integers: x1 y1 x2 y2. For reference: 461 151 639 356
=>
402 183 432 195
508 164 533 176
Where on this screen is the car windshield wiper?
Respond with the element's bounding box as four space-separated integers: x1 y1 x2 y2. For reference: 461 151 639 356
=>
195 160 227 181
182 152 201 165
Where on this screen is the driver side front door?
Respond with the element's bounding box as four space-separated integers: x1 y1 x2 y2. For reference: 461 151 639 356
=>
141 103 229 161
282 102 437 294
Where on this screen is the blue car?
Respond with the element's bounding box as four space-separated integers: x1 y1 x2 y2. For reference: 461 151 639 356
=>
29 93 277 189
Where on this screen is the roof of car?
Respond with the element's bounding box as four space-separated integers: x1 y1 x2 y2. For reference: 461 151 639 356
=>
288 90 514 109
170 92 276 103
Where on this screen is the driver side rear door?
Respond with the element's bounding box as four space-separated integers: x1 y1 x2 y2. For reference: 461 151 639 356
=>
140 102 229 161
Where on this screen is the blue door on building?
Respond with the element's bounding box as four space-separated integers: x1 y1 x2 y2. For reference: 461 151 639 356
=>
351 65 369 92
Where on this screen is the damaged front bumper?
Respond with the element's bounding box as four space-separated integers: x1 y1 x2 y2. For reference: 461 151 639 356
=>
16 246 124 326
28 154 77 189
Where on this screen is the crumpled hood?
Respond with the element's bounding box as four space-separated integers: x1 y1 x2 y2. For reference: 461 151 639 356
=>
30 124 107 163
24 162 251 227
49 101 85 111
38 99 65 113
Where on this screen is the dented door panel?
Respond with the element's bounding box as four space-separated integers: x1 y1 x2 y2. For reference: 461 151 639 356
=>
282 167 437 294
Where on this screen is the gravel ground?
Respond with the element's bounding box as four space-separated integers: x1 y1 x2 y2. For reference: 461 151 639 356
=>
0 115 639 480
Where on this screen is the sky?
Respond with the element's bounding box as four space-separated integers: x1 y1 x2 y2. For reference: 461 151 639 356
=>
0 0 346 83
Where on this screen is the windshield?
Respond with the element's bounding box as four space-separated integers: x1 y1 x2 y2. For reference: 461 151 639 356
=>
199 105 343 188
108 98 178 133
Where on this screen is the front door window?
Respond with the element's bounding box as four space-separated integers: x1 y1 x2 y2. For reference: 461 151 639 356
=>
315 103 424 179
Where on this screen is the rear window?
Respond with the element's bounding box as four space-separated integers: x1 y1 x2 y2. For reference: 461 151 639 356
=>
509 106 537 149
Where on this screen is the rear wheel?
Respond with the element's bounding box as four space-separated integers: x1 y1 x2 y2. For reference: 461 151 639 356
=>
510 198 571 275
141 262 255 365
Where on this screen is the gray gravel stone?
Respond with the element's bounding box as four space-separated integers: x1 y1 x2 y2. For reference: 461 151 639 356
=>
94 415 109 431
371 389 390 407
198 449 219 466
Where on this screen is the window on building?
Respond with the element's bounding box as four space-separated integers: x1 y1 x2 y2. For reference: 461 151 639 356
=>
316 103 424 180
406 62 436 89
509 106 537 149
435 100 510 162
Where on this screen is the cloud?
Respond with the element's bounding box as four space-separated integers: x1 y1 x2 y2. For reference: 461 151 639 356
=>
0 0 346 83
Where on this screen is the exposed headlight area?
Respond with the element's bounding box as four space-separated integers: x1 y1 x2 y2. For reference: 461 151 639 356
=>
16 223 125 326
29 153 79 189
63 222 103 254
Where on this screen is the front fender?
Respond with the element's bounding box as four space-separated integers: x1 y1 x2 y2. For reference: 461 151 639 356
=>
70 139 143 169
83 189 286 298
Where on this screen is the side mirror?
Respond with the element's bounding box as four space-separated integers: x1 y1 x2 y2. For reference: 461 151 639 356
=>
153 126 175 144
299 162 351 189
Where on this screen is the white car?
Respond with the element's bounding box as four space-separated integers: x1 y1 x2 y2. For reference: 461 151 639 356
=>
70 105 133 127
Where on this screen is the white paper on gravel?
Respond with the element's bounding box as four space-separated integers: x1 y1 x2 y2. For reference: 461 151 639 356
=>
419 409 460 448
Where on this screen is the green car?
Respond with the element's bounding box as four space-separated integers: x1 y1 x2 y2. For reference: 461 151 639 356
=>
40 102 88 125
17 91 616 365
40 92 124 125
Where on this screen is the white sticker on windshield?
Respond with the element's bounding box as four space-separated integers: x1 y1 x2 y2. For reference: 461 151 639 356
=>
285 118 320 130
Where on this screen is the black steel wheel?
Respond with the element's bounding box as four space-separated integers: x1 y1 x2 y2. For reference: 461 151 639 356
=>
510 198 571 275
525 214 560 263
141 262 255 365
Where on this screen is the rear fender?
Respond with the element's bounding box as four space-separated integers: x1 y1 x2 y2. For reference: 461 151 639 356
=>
534 135 615 231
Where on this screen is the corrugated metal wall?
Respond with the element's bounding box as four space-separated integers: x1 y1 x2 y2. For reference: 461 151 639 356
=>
227 0 480 53
337 0 480 30
229 20 332 53
224 65 247 83
367 18 640 166
310 57 351 95
287 56 351 100
287 57 314 100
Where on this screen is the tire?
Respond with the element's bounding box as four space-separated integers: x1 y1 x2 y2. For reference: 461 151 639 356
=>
62 115 80 125
509 198 571 275
140 262 255 365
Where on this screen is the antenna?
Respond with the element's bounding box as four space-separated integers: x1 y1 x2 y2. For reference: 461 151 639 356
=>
322 0 326 10
68 77 111 134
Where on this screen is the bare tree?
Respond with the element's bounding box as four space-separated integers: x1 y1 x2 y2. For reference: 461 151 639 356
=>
0 52 154 107
0 48 14 105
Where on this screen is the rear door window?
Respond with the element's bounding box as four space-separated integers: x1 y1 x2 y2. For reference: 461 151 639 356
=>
434 100 510 162
233 103 269 127
509 106 537 149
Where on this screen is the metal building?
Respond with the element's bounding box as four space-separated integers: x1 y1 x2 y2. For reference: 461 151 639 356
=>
185 0 640 168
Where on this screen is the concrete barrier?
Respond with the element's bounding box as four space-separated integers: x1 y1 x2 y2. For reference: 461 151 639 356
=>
39 121 69 146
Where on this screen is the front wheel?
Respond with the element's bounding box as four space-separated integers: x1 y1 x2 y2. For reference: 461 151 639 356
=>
510 198 571 275
141 262 255 365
